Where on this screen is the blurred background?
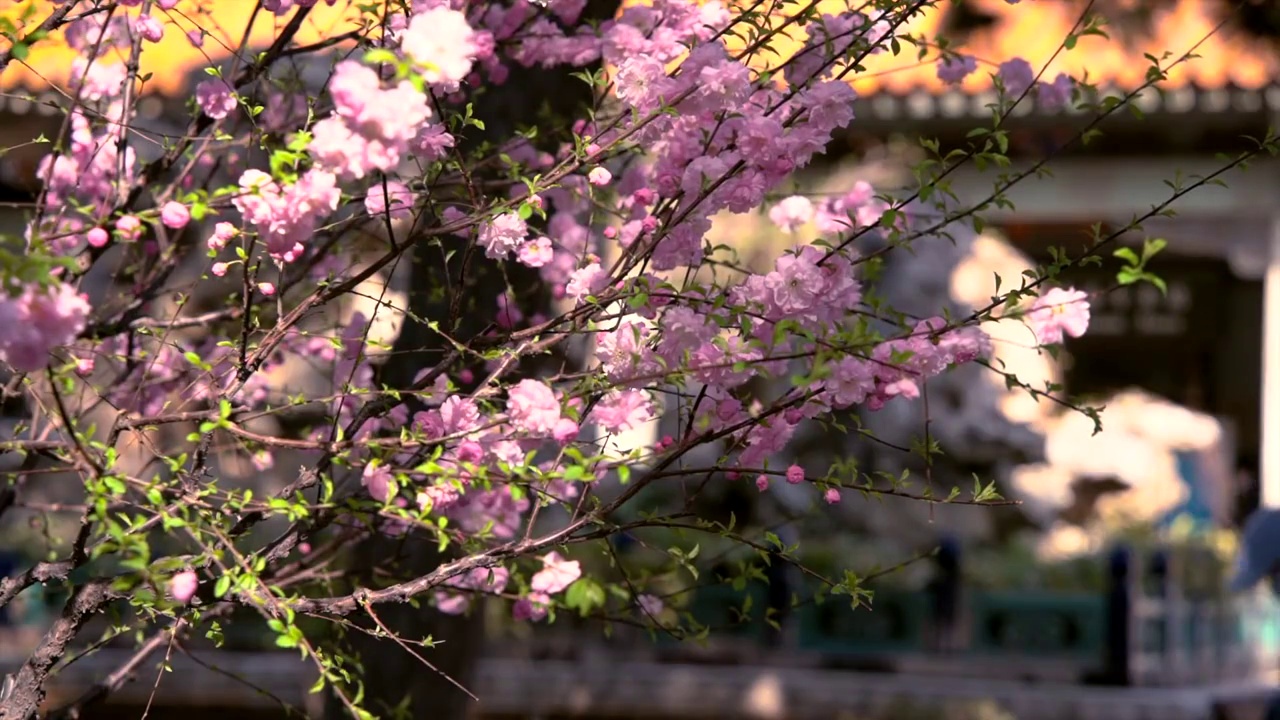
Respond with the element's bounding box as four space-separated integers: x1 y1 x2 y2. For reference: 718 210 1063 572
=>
6 0 1280 718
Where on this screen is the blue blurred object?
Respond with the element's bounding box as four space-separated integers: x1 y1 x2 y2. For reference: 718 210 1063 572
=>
1158 450 1215 531
1230 507 1280 594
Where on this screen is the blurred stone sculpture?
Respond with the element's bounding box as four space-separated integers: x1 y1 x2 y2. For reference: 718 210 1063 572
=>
1229 507 1280 595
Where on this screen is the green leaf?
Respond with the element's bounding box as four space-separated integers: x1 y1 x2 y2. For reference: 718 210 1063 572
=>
1112 247 1140 266
214 575 231 598
563 578 605 616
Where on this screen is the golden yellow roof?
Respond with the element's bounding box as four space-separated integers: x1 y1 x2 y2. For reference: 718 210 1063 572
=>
1 0 366 96
2 0 1276 98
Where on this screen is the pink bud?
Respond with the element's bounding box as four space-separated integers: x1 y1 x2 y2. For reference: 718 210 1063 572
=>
603 226 617 239
298 542 313 555
824 487 841 505
211 262 229 277
115 215 142 241
755 475 769 492
160 201 190 229
458 369 474 384
588 167 612 186
170 571 199 603
86 227 109 248
785 464 805 485
257 282 276 296
157 0 180 9
726 470 740 480
187 29 205 47
585 143 601 156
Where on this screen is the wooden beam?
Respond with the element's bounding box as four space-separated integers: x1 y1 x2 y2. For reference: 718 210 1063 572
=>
935 157 1278 223
1261 215 1280 509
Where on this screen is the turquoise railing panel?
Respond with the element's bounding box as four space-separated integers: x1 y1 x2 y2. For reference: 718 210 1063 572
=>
968 592 1107 659
797 590 928 655
682 582 772 642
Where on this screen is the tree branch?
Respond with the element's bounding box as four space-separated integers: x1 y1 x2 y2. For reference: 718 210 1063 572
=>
0 579 116 720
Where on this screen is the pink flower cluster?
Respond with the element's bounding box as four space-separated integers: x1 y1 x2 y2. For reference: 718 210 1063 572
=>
997 58 1075 108
0 283 92 373
309 61 435 180
231 169 340 262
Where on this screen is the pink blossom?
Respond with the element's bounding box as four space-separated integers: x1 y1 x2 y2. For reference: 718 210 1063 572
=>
768 195 813 232
506 379 562 436
937 54 977 85
435 566 510 615
755 475 769 491
160 201 190 229
209 222 236 251
362 462 395 502
211 262 230 277
1037 72 1074 110
764 250 824 315
134 14 164 42
400 8 478 85
998 58 1035 97
115 215 142 242
169 571 199 603
0 283 92 373
195 79 237 120
566 263 608 302
530 551 581 594
517 237 554 268
513 592 551 622
364 180 414 221
824 488 841 504
439 395 482 435
591 389 654 434
553 417 580 443
478 212 528 259
637 593 664 617
588 167 612 186
1025 287 1090 345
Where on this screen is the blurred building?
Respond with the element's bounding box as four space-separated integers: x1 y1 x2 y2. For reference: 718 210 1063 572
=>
828 0 1280 524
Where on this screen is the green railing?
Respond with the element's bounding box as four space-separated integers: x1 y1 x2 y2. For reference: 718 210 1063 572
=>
672 544 1277 686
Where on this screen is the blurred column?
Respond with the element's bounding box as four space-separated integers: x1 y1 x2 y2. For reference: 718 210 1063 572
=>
1262 214 1280 508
